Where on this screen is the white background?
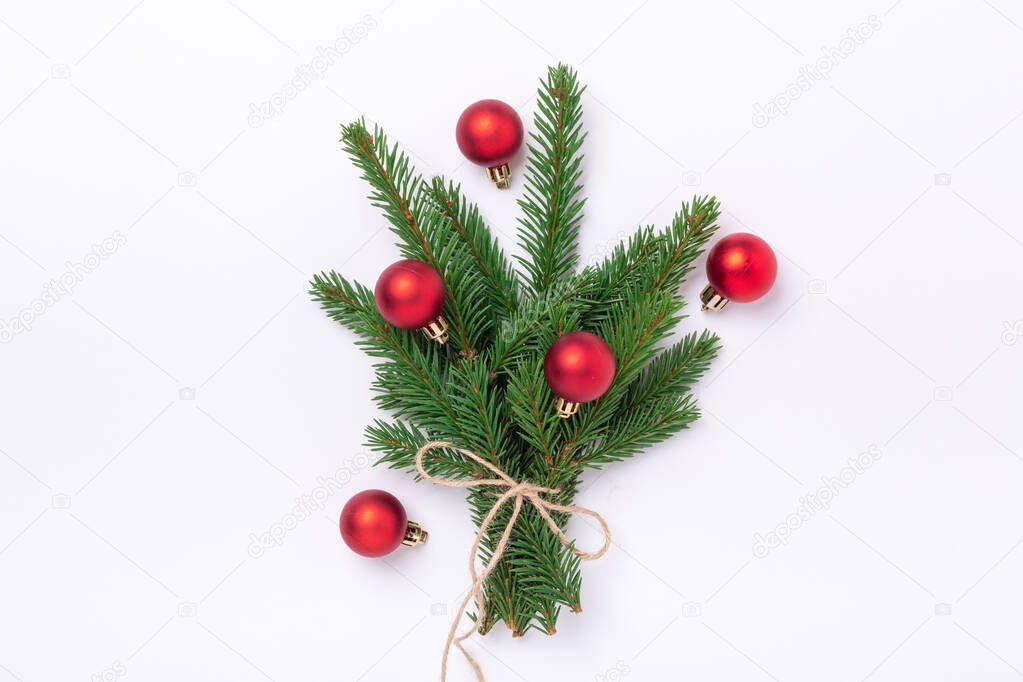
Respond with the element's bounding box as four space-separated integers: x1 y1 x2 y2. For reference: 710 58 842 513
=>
2 0 1022 680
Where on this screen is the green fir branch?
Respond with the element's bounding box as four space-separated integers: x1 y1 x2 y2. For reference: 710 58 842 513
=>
447 360 509 464
507 358 561 469
580 331 720 466
309 271 455 435
364 419 481 480
647 195 721 294
489 272 591 378
339 120 480 355
621 330 720 412
517 64 587 297
563 290 686 457
316 67 725 639
340 120 431 262
424 177 521 321
507 504 581 632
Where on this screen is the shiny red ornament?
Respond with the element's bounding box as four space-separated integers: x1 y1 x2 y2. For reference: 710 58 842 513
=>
339 489 427 557
701 233 777 311
374 259 449 343
543 331 616 417
455 99 524 189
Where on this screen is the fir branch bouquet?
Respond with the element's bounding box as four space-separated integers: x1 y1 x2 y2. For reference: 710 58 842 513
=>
311 64 721 637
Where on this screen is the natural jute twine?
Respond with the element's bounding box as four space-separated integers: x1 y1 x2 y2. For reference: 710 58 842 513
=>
414 441 612 681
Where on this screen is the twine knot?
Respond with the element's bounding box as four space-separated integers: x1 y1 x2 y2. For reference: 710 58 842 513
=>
414 441 612 681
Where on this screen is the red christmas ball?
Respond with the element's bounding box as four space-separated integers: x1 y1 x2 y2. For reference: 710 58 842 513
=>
544 332 616 404
705 233 777 303
374 259 445 329
455 99 524 169
340 490 409 557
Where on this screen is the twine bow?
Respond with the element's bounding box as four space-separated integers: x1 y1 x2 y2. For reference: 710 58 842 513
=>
415 441 612 682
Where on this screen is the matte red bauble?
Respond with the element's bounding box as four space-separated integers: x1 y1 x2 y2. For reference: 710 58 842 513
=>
543 331 616 418
701 233 777 311
339 489 427 557
455 99 524 189
374 259 449 343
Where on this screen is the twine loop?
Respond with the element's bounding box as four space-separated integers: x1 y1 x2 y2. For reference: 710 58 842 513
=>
414 441 612 681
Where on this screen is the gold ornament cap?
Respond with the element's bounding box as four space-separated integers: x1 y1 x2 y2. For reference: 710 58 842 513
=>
420 315 449 344
700 284 729 312
485 163 512 189
402 521 429 547
554 396 580 418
